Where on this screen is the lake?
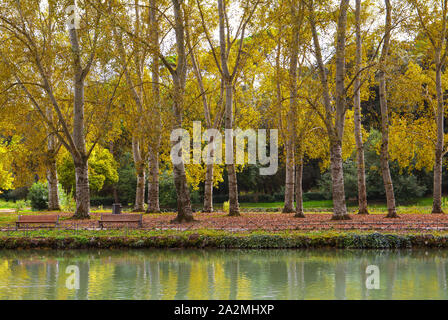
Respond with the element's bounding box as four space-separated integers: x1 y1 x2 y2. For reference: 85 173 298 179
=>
0 249 447 300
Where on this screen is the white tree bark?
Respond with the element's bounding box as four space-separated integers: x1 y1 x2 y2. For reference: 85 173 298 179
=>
309 0 350 220
170 0 194 223
379 0 398 218
354 0 369 215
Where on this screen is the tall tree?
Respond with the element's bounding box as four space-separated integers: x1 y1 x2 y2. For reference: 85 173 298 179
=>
308 0 351 220
147 0 162 213
100 0 194 222
0 0 118 219
169 0 195 222
378 0 398 218
410 0 448 214
113 1 148 212
353 0 369 214
185 12 225 213
197 0 260 216
45 108 61 211
285 0 306 215
283 0 305 214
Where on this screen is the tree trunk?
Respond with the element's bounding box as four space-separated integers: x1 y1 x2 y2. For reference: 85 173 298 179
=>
433 50 445 214
172 160 194 222
354 0 369 215
309 0 349 220
72 82 90 219
186 25 217 214
284 0 302 215
330 140 350 220
46 159 60 211
46 104 60 211
148 0 162 214
227 163 240 216
379 106 398 219
134 166 146 212
216 0 244 217
147 152 160 213
171 128 194 222
69 27 91 220
203 164 214 213
225 81 240 216
294 158 305 218
170 0 194 223
283 145 295 213
171 163 194 222
331 0 350 220
133 138 146 212
73 157 90 219
113 186 119 204
379 0 398 219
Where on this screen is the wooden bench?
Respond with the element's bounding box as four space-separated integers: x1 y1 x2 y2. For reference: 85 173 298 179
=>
98 214 143 229
16 215 60 230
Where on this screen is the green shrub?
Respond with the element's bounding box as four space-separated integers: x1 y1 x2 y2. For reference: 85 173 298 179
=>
159 171 201 208
213 194 228 204
90 196 115 206
303 192 327 202
2 187 29 202
59 185 76 212
116 152 137 205
159 171 178 207
223 201 230 213
27 182 48 211
58 147 118 195
13 199 29 214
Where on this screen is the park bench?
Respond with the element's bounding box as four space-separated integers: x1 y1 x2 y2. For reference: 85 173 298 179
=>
98 213 143 229
16 215 60 230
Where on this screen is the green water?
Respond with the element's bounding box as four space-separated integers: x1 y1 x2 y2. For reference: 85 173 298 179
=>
0 249 447 300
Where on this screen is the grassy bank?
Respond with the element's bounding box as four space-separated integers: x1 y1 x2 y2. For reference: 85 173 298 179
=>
2 197 445 212
1 229 448 250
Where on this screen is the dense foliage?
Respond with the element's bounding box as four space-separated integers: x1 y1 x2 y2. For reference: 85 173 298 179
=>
0 0 447 220
27 182 48 211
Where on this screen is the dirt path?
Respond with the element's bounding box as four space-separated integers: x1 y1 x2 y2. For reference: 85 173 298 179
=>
15 212 447 233
0 209 15 214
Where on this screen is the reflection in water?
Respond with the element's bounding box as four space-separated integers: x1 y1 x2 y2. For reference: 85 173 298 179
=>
0 249 447 300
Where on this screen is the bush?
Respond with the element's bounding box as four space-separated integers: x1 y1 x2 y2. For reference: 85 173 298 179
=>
213 194 228 204
13 200 29 213
159 171 178 207
90 196 115 207
58 185 76 212
115 152 137 205
273 191 285 202
1 187 29 202
223 201 230 213
393 175 427 202
303 192 327 202
27 182 48 211
58 147 118 195
158 171 201 208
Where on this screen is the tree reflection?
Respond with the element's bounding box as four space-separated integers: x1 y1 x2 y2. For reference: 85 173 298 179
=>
0 249 447 300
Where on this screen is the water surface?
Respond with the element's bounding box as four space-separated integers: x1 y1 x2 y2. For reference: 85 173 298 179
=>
0 249 447 300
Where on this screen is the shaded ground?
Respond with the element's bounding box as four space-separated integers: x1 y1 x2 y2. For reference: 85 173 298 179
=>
2 211 448 233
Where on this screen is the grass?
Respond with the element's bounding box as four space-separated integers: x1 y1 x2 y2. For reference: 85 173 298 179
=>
240 197 448 211
0 197 445 217
0 200 14 209
0 198 445 248
1 229 448 249
239 200 334 209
